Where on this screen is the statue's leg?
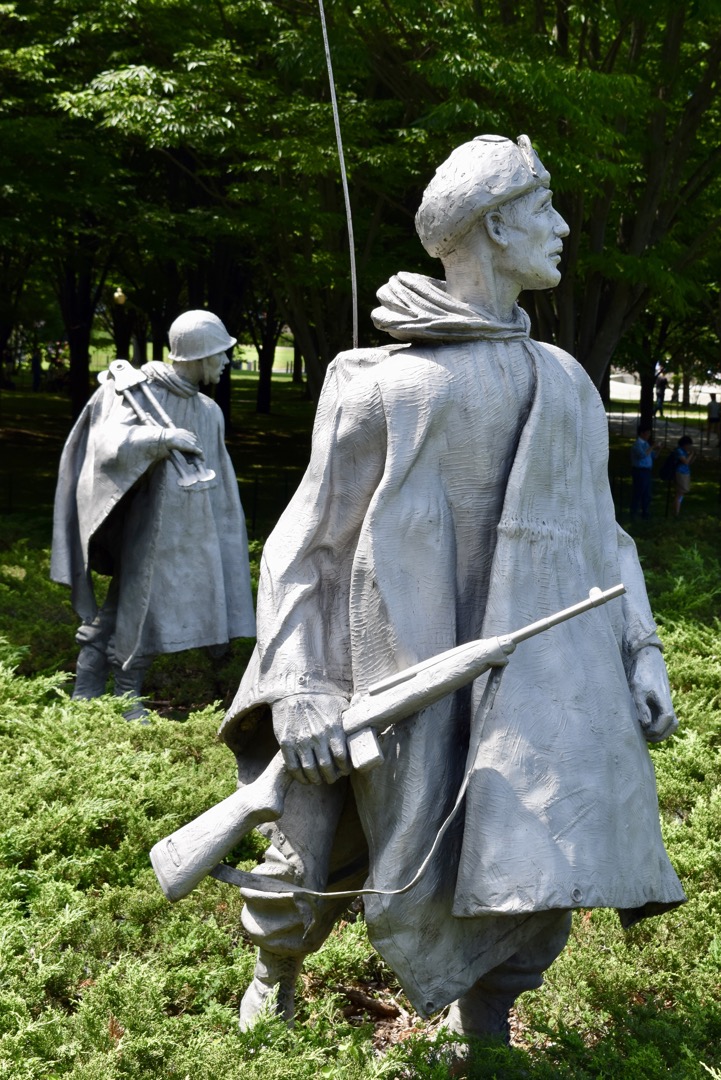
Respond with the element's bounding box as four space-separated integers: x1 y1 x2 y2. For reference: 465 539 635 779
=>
111 654 154 721
444 909 572 1043
72 581 119 699
239 777 367 1030
72 641 111 699
238 947 305 1030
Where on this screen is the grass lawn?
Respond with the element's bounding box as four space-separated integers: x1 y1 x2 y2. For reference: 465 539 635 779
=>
0 371 720 1078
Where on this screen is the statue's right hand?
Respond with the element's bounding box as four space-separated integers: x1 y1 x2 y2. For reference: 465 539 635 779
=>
272 693 350 786
163 427 203 456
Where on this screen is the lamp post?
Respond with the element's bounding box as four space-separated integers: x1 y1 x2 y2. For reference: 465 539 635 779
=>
111 287 131 360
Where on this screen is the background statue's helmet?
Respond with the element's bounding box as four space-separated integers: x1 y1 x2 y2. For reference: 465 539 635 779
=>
415 134 551 260
167 310 237 362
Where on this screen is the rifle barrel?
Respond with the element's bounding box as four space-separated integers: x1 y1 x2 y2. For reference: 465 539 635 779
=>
506 583 626 645
367 584 625 698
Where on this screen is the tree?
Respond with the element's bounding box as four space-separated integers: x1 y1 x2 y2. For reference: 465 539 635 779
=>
244 294 285 414
1 2 140 415
6 0 721 414
326 0 721 389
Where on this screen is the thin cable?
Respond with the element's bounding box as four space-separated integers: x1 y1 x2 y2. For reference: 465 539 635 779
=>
318 0 358 349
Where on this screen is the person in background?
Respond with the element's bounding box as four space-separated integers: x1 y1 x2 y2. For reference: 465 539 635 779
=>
654 371 669 417
630 424 658 520
672 435 696 517
707 393 720 446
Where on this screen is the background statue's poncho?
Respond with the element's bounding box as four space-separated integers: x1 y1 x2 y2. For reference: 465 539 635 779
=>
223 274 684 1015
52 362 255 666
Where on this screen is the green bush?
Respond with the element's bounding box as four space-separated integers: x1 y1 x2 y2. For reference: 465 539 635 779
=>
1 510 720 1076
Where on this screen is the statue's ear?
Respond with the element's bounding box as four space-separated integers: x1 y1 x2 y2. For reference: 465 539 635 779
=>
484 210 508 248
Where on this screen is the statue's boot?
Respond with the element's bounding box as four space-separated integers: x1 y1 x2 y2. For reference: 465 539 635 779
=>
112 658 152 721
72 644 110 699
436 983 515 1077
445 982 514 1044
239 950 304 1031
439 911 573 1074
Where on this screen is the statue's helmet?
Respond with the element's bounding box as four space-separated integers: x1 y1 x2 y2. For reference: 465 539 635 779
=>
168 310 237 362
415 134 551 260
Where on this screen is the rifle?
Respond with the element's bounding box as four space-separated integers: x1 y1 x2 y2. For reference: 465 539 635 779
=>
150 584 625 902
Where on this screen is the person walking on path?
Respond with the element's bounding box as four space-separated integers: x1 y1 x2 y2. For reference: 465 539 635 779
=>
671 435 696 517
630 424 658 519
707 393 720 446
654 371 669 417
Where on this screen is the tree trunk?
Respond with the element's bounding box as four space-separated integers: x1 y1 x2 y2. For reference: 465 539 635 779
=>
186 264 206 309
67 321 93 421
293 342 304 384
151 319 165 362
112 303 132 360
281 289 325 402
146 258 182 361
0 328 12 378
554 0 569 55
599 362 611 407
639 370 655 429
56 260 105 420
255 307 283 415
0 251 30 378
132 313 149 367
256 340 274 414
206 244 249 429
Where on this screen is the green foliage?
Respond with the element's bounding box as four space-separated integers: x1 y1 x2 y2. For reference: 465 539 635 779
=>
0 540 77 676
1 393 720 1075
0 513 720 1076
4 0 721 403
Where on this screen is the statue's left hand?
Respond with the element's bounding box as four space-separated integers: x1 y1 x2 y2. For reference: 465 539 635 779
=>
628 646 678 743
163 427 203 457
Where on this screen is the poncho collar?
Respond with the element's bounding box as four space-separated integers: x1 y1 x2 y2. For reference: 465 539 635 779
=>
372 271 531 343
143 361 198 398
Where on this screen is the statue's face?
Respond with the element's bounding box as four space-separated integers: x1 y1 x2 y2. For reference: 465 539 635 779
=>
496 186 569 292
201 351 229 385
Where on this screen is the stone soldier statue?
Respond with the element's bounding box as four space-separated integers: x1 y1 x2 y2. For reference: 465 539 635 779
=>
52 310 256 719
221 136 685 1044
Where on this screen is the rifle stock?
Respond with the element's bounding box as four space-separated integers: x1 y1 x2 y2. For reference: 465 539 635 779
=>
150 752 290 902
150 584 625 902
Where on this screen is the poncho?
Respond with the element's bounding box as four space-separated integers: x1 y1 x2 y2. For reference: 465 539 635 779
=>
222 274 684 1014
52 362 255 665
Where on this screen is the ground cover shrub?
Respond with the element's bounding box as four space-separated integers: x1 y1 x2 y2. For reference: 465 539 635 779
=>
1 390 719 1076
0 536 78 676
1 518 720 1078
